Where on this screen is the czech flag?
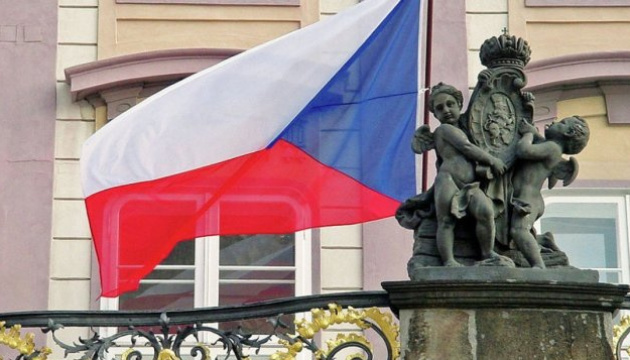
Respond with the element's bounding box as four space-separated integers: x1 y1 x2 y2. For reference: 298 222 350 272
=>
82 0 422 297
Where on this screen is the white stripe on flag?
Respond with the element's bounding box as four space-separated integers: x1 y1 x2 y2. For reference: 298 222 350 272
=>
81 0 401 197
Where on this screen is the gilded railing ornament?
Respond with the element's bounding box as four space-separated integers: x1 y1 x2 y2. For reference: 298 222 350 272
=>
0 293 398 360
156 349 179 360
0 322 51 360
271 304 400 360
614 314 630 359
45 313 273 360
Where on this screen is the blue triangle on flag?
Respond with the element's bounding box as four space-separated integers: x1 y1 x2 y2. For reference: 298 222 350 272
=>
279 0 420 202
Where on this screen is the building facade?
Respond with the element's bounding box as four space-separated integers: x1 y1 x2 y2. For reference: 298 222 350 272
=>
2 0 630 357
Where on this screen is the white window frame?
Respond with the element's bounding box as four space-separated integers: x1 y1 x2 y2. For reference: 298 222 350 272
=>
198 231 313 307
535 188 630 285
100 230 312 335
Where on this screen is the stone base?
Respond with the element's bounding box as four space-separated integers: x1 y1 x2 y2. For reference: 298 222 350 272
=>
398 307 613 359
382 280 629 360
408 266 599 283
410 217 571 269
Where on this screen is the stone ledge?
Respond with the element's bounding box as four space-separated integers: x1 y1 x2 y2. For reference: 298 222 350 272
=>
407 266 599 283
382 277 629 313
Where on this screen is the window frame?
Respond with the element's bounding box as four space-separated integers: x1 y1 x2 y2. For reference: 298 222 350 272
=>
100 230 312 338
535 188 630 284
201 231 313 308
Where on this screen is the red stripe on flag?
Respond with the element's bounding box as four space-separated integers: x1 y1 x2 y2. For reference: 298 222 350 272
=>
86 140 400 297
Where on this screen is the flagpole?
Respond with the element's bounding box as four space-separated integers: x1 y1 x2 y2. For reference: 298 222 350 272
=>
421 0 433 192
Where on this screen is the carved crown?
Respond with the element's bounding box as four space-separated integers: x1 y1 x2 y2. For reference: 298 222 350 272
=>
479 34 531 69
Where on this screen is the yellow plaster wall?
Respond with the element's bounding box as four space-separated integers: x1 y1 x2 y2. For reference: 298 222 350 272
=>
98 0 319 58
466 0 508 89
508 1 630 61
556 96 630 182
510 2 630 184
320 0 358 18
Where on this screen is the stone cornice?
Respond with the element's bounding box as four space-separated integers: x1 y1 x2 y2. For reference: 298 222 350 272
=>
383 279 629 313
64 48 242 101
525 51 630 92
526 52 630 124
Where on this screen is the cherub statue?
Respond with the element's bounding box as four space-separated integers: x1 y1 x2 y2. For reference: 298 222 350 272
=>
510 116 590 268
413 83 507 267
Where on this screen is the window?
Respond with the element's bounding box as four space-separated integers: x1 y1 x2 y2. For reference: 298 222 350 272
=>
101 231 312 333
118 239 196 312
535 190 630 284
100 231 311 360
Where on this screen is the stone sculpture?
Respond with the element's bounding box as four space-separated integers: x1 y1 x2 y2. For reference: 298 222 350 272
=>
412 83 506 268
396 34 591 277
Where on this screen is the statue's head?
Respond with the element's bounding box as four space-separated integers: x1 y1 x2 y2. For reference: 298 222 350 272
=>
428 83 463 112
428 83 463 124
546 115 590 154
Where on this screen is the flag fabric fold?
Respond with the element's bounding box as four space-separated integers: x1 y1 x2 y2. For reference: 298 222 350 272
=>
82 0 422 297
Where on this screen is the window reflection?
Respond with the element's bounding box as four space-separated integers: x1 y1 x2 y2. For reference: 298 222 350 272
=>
540 202 620 283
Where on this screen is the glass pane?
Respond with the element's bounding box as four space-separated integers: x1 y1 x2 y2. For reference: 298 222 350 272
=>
118 241 196 312
220 269 295 281
145 268 194 281
219 234 295 266
119 282 194 311
219 283 294 306
540 202 618 270
160 240 195 265
218 283 295 334
600 271 620 284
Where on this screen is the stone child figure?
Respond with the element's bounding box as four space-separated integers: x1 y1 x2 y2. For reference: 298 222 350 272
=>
417 83 507 266
510 116 590 268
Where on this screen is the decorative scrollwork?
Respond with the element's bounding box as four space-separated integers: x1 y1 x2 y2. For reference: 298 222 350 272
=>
1 293 396 360
0 322 51 360
121 348 144 360
614 314 630 360
120 341 211 360
43 313 284 360
271 304 399 360
325 334 370 360
362 308 400 359
188 343 211 360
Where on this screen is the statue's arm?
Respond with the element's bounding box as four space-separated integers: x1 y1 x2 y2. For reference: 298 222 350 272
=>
438 124 506 172
516 133 558 160
519 119 545 142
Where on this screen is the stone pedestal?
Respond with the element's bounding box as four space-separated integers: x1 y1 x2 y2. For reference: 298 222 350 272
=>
382 269 629 360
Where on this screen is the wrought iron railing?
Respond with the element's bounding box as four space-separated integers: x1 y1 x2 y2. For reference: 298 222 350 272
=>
0 291 397 360
6 292 630 360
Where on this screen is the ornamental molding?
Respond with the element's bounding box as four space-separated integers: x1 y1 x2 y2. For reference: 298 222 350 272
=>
64 48 242 102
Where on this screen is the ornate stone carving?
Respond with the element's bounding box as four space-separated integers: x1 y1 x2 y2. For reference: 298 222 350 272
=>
397 34 590 276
